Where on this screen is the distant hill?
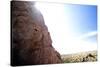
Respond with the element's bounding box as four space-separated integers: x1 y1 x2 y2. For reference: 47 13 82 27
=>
61 50 97 63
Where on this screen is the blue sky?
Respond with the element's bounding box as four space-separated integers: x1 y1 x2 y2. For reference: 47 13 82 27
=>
35 2 97 54
64 4 97 37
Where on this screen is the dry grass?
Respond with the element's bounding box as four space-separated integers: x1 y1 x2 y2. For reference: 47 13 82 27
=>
61 50 97 63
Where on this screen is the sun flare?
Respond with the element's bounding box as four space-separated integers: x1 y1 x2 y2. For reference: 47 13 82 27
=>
35 2 97 54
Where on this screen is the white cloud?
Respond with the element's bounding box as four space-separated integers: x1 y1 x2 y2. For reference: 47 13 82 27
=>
78 31 97 39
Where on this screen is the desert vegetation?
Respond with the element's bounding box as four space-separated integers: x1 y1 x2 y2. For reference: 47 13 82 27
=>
61 50 97 63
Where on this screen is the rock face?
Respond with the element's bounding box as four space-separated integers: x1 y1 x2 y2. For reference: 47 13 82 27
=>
11 1 62 66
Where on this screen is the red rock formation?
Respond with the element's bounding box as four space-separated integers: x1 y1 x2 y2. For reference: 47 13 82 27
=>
11 1 62 66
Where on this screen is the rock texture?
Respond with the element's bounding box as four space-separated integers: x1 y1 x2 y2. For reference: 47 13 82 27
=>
11 1 62 66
